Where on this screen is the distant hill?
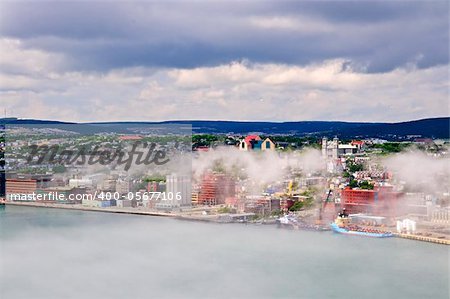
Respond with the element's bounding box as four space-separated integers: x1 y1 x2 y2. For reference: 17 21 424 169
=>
334 118 450 139
2 117 449 139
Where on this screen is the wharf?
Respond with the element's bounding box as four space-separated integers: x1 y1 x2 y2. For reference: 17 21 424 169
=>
4 201 175 217
394 233 450 245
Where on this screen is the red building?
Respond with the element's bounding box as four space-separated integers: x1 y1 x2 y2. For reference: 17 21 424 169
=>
119 135 142 141
340 185 402 216
147 181 165 192
198 173 235 205
6 179 38 198
194 146 210 152
351 140 365 150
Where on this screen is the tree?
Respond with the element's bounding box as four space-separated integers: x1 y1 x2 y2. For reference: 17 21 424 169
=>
347 161 363 173
212 160 226 173
143 175 165 182
289 201 304 211
52 165 66 173
372 142 411 154
359 180 374 190
349 179 359 188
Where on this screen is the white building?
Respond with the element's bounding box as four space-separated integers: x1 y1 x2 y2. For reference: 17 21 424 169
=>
69 178 93 188
322 137 339 159
322 137 358 159
156 174 191 210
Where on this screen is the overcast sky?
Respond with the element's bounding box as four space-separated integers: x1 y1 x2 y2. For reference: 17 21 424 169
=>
0 1 448 122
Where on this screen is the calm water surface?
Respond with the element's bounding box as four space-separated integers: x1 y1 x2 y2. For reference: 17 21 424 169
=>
0 206 448 299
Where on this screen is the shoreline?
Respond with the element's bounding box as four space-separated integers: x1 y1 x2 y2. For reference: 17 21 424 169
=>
393 232 450 245
4 202 449 246
4 201 176 218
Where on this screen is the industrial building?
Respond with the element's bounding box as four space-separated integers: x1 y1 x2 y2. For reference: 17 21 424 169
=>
5 174 52 200
6 179 38 198
198 172 235 205
431 207 450 224
156 174 191 210
340 185 402 216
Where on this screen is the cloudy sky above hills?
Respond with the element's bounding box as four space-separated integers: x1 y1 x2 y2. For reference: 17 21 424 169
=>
0 1 448 122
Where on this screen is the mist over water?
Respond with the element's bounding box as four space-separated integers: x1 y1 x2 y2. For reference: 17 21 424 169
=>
0 206 448 299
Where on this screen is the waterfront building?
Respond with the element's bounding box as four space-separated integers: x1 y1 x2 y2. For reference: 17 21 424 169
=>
431 207 450 224
116 199 133 208
198 172 235 205
6 174 52 200
82 199 111 208
340 185 402 216
156 174 191 210
6 179 37 199
36 186 86 204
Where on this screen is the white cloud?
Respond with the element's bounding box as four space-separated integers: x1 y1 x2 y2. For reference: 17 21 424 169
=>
0 39 66 75
0 39 448 122
248 15 334 33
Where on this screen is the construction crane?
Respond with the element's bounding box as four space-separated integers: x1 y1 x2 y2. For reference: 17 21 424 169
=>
273 180 294 198
287 180 293 197
317 189 333 223
273 180 296 212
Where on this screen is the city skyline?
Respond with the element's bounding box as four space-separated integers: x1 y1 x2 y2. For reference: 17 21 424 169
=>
0 1 449 122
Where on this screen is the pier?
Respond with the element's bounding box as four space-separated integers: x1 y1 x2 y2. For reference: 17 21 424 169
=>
4 201 176 217
395 233 450 245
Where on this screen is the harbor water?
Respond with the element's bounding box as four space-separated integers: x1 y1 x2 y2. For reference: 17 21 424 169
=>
0 206 448 299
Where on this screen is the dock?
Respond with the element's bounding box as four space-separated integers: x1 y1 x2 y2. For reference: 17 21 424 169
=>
394 233 450 245
4 201 176 217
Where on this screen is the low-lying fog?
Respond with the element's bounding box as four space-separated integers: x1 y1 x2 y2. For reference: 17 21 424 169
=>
0 206 447 299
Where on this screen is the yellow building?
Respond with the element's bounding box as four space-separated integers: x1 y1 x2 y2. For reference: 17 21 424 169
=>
239 135 275 151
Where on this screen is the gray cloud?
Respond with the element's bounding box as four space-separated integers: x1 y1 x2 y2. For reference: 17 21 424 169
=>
0 1 448 122
0 50 447 122
0 1 448 72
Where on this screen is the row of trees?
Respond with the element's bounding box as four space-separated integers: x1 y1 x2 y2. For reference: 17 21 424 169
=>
348 179 374 190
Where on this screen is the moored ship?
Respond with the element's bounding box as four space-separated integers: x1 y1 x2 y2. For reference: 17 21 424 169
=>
277 214 329 231
331 209 393 238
